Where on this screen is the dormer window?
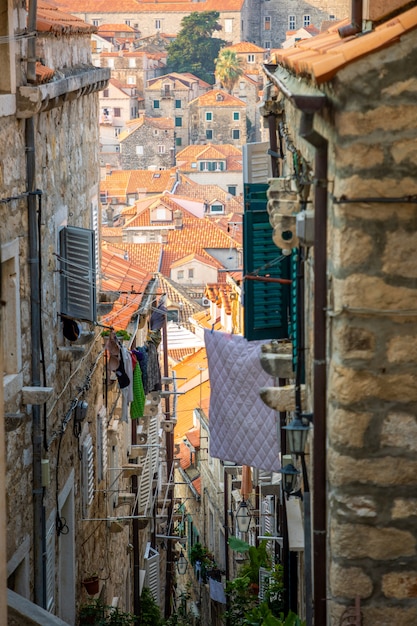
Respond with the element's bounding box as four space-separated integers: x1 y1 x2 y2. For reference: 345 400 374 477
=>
216 93 224 101
210 202 224 213
150 206 173 222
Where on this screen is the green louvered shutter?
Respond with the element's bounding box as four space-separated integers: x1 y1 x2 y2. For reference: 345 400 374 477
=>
243 183 290 341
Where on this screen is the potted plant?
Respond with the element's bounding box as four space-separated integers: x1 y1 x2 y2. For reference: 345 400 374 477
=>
82 573 100 596
78 599 138 625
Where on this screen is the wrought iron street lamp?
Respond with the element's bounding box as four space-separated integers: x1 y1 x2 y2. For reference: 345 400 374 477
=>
279 463 301 498
176 551 188 575
235 500 251 533
283 414 311 456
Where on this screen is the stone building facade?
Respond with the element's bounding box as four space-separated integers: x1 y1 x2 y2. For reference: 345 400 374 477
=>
54 0 350 49
260 2 417 624
188 89 247 147
145 72 211 149
118 116 175 170
0 1 162 623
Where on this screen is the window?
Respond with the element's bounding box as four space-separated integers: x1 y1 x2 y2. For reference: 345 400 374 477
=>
264 41 271 49
210 204 224 213
177 270 184 280
225 18 233 33
289 15 296 30
59 226 96 322
206 111 212 121
163 84 171 97
206 129 213 140
155 19 161 29
329 14 336 20
114 127 121 137
247 54 255 63
129 58 136 68
228 185 237 196
153 129 159 136
158 145 166 154
233 111 240 121
188 269 194 278
191 162 197 168
103 89 109 98
136 145 144 155
125 19 130 26
232 129 240 140
175 99 181 109
175 117 182 127
303 14 311 27
92 19 99 26
264 16 271 30
166 309 179 323
175 137 182 147
127 76 135 84
113 107 121 117
153 100 160 109
107 58 114 68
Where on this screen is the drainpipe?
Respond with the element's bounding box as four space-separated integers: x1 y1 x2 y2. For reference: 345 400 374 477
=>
338 0 363 38
26 0 47 608
299 112 328 626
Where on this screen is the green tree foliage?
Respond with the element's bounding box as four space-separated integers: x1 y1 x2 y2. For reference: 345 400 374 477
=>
166 11 226 84
215 49 244 92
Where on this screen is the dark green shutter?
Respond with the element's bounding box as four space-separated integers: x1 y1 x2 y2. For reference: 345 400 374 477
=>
243 183 290 341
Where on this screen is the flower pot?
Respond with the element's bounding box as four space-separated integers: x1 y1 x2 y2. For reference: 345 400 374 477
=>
83 576 99 595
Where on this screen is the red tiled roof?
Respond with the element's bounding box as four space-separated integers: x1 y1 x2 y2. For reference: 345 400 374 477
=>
191 89 246 107
51 0 245 14
37 0 96 34
205 283 235 314
101 248 152 329
101 167 177 197
224 41 266 53
272 7 417 84
185 427 200 449
102 241 162 274
36 62 55 83
168 348 196 363
175 143 242 172
142 202 239 276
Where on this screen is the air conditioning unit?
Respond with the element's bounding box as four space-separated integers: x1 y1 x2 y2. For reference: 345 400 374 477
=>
201 297 210 307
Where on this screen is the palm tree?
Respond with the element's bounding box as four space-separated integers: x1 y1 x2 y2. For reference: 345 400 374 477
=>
215 49 244 93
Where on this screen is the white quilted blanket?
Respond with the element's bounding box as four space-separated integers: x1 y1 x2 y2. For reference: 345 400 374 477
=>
204 330 281 472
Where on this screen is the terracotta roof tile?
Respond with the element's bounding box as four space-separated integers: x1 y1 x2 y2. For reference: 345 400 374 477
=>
36 62 55 83
102 241 162 273
185 427 200 449
192 89 246 107
225 41 266 53
37 0 96 34
171 348 208 388
100 248 152 330
273 6 417 84
52 0 245 14
169 348 196 362
101 168 176 197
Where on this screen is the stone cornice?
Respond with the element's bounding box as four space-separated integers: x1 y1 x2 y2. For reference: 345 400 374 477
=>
17 65 110 118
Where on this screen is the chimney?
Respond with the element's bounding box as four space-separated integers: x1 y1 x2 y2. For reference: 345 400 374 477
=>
173 209 183 229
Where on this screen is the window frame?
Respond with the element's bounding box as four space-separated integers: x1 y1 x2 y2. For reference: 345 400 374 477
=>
205 111 213 122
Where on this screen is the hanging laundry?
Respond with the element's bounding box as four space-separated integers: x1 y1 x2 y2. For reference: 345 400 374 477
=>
146 338 161 393
104 331 121 387
204 329 280 472
130 363 145 419
150 294 167 331
132 346 148 394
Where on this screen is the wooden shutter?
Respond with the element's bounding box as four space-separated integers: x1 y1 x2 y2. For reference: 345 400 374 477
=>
242 142 272 184
82 434 95 516
59 226 97 322
144 542 160 605
45 515 56 612
137 415 159 516
243 183 290 341
97 406 108 483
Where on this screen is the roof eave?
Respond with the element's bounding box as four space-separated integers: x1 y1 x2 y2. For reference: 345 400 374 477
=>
263 63 327 113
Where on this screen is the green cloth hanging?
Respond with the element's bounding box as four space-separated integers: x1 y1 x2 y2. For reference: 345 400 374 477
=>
130 363 145 419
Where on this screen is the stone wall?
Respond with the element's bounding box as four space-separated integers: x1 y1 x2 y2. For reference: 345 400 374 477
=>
264 20 417 624
119 124 175 169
